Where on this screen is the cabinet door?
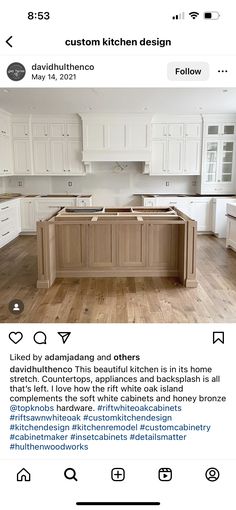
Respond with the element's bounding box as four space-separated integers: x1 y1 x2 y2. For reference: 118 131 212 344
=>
167 140 183 174
20 200 36 231
88 224 116 268
0 137 13 175
183 140 201 175
184 123 201 138
66 140 84 174
150 140 167 175
12 123 29 138
221 123 235 136
32 123 49 138
66 123 81 138
50 123 65 138
204 140 219 183
13 140 31 175
206 124 220 136
151 124 167 139
50 140 67 174
219 140 234 183
117 223 146 267
168 124 183 138
189 200 212 231
148 224 179 270
0 115 10 136
33 141 51 174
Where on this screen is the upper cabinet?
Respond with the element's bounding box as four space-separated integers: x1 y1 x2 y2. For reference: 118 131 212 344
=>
206 122 235 137
32 121 82 139
201 115 236 193
0 113 11 137
150 118 202 175
11 114 85 176
81 114 152 162
0 111 13 175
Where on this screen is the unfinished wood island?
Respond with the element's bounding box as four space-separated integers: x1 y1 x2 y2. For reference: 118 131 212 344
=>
37 206 197 288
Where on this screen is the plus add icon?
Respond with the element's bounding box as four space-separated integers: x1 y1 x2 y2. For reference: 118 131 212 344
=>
111 468 125 481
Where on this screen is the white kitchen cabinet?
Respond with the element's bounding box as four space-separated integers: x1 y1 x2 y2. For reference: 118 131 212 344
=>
150 140 167 174
49 122 81 139
32 123 49 138
20 198 36 232
152 123 183 139
12 122 30 138
184 123 201 138
33 140 51 174
151 120 201 175
168 140 183 174
206 122 235 137
189 198 212 231
226 214 236 251
84 121 106 150
168 124 183 138
36 198 76 222
0 199 21 247
183 139 201 175
66 140 84 174
76 195 93 207
0 114 10 137
50 140 84 175
202 139 235 192
13 139 31 175
142 195 156 207
0 136 13 175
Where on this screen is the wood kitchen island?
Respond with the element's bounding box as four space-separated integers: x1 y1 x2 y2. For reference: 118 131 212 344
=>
37 206 197 288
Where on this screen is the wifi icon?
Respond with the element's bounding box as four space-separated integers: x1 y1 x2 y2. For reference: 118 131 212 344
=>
189 11 199 19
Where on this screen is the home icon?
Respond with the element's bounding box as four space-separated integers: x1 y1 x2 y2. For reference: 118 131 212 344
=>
16 468 31 482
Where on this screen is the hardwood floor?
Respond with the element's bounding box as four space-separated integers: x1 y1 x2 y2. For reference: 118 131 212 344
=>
1 234 236 323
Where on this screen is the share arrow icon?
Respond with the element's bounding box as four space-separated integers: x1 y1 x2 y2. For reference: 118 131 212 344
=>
58 332 71 344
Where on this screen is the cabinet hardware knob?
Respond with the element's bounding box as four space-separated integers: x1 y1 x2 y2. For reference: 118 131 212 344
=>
62 134 65 136
67 134 69 136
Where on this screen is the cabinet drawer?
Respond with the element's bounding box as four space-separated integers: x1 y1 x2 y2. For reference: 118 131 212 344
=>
0 216 14 232
0 203 18 220
0 228 18 248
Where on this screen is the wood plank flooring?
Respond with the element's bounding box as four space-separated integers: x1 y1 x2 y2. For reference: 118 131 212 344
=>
1 234 236 323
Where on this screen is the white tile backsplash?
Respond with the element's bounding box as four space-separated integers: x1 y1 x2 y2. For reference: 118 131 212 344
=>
3 163 196 205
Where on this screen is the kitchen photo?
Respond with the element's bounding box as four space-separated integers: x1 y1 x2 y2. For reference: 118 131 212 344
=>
0 87 236 323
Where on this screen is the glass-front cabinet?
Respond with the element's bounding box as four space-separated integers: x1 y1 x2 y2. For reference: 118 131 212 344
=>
204 139 234 186
206 123 236 137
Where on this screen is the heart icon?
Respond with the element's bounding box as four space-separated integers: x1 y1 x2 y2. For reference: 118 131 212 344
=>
9 331 23 344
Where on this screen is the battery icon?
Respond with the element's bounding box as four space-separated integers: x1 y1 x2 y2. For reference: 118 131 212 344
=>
204 11 220 19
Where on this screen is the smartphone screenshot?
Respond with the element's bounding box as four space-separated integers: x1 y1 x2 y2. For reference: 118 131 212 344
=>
0 1 235 509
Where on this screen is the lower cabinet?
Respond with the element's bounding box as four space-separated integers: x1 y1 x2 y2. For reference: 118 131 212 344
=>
20 199 37 232
189 199 212 232
226 215 236 251
0 199 21 247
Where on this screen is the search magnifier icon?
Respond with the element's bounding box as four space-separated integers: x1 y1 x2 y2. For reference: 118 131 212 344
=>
64 468 78 481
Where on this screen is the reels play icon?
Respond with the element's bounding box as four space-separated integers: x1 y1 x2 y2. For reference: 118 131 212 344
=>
158 468 172 481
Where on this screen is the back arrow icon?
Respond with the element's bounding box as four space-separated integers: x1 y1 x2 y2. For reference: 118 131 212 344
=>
6 36 13 48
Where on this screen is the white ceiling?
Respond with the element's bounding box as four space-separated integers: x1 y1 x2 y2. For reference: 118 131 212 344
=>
0 88 236 115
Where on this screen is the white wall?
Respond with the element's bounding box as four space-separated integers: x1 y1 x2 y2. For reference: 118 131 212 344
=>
4 163 197 206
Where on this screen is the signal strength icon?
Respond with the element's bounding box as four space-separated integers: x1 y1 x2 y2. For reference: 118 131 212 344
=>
172 12 185 20
189 11 199 19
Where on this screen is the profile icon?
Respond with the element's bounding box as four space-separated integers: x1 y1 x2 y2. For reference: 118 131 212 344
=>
7 62 26 81
8 299 24 315
205 467 220 482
